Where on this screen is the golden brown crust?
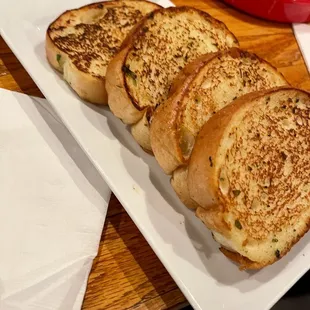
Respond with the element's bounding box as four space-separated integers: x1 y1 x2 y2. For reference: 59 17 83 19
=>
188 87 290 209
46 0 160 105
47 1 161 73
131 112 153 151
106 46 145 124
152 48 288 217
150 75 196 174
196 206 231 234
46 31 109 104
168 53 218 97
188 86 310 269
150 53 218 174
106 6 239 149
123 6 238 111
171 167 200 209
187 95 239 209
151 48 288 175
219 248 267 270
220 218 310 270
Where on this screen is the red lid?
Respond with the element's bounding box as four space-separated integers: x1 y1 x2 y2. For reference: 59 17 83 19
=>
223 0 310 23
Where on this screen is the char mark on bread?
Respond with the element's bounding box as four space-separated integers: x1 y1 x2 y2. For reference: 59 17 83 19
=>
188 87 310 269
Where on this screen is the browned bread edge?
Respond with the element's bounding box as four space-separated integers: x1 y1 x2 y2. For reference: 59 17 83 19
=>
189 86 310 269
106 6 239 149
151 48 288 175
46 1 161 105
150 53 218 174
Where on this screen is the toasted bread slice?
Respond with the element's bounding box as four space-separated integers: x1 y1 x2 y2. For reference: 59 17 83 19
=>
150 48 288 209
46 0 161 105
151 48 288 174
188 87 310 269
106 6 239 150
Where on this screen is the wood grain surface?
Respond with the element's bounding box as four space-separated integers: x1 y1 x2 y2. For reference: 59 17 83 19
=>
0 0 309 309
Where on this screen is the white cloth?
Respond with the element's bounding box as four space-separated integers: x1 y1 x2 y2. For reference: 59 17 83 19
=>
0 89 110 310
293 23 310 73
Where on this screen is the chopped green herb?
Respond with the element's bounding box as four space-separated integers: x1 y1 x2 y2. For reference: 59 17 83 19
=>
235 219 242 230
275 249 280 258
220 177 225 181
272 238 278 243
233 190 241 197
295 98 300 103
142 27 149 33
148 12 154 19
56 54 61 63
209 156 213 167
97 3 103 8
233 96 237 100
122 65 137 85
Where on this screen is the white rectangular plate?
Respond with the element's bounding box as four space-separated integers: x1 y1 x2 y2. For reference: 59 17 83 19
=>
293 23 310 73
1 1 309 309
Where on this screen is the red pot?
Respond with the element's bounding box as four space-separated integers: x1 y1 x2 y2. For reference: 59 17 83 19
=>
223 0 310 23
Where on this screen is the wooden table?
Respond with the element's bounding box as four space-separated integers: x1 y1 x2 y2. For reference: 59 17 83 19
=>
1 0 309 309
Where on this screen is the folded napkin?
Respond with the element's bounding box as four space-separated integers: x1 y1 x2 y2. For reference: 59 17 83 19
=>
293 23 310 73
0 89 110 310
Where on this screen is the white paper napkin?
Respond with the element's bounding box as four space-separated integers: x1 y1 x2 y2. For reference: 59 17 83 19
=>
0 89 111 310
293 23 310 73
